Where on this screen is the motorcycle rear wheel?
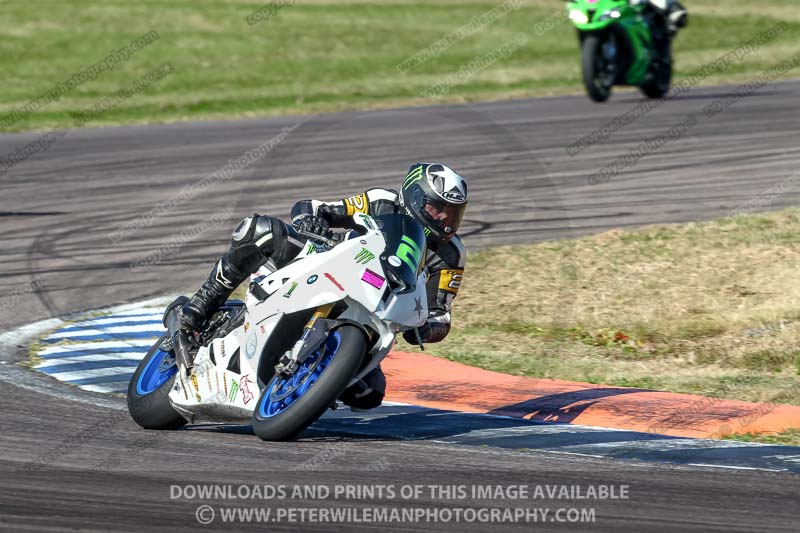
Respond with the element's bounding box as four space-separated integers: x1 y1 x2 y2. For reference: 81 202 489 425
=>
127 334 187 430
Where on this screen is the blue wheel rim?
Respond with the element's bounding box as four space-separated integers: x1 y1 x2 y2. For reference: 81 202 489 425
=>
136 345 177 395
259 330 342 418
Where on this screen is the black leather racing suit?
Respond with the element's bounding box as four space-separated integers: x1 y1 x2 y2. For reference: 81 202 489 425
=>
198 187 466 409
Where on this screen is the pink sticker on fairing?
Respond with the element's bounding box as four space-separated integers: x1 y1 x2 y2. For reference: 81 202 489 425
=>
361 269 385 289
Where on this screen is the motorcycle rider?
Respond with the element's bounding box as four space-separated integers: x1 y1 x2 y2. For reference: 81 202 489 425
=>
645 0 688 37
179 163 468 410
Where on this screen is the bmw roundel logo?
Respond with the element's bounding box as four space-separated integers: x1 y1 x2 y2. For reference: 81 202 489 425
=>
307 275 318 284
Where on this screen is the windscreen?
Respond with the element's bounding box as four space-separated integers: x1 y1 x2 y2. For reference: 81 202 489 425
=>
374 214 427 294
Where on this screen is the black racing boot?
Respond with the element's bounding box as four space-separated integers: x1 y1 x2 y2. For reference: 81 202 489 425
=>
180 257 248 332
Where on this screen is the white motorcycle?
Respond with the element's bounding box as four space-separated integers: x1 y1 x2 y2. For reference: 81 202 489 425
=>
127 213 428 441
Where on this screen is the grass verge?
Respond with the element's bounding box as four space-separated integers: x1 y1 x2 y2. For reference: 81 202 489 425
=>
725 429 800 446
414 208 800 407
2 0 799 131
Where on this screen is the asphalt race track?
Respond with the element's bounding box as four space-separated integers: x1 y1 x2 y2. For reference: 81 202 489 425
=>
2 81 800 531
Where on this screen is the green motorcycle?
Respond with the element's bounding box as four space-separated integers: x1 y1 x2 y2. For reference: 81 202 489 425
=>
566 0 672 102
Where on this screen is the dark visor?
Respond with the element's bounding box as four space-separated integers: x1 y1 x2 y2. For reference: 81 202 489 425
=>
421 199 465 234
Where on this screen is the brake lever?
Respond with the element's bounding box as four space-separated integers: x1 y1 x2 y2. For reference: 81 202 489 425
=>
296 229 343 248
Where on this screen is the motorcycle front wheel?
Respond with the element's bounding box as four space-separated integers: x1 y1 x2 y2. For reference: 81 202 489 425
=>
640 42 672 99
252 325 367 441
582 35 613 103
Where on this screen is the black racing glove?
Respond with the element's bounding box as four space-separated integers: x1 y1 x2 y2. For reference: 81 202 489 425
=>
293 214 330 238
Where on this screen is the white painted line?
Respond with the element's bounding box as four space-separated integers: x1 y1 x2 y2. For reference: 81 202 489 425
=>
0 318 65 347
48 366 140 381
687 463 787 472
764 454 800 463
38 340 155 355
569 439 768 451
36 353 147 367
0 317 124 411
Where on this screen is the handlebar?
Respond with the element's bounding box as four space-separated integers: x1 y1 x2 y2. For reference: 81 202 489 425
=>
295 228 345 248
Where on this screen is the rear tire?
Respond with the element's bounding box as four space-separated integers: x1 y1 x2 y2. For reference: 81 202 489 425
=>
127 335 187 430
582 35 612 103
252 325 366 441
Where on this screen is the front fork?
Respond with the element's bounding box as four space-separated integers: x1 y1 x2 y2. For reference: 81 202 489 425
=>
275 303 335 378
599 34 618 88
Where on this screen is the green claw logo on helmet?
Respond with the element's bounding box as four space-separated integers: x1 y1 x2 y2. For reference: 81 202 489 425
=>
400 163 468 246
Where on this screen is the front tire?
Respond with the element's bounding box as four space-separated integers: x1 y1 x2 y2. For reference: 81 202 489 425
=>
127 335 187 430
641 39 672 99
252 325 366 441
582 35 613 102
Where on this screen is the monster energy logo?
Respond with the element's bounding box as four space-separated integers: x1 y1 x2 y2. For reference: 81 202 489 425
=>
402 165 424 189
228 379 239 402
283 281 298 298
354 248 375 264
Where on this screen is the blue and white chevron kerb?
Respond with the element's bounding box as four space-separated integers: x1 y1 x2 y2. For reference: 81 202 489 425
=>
32 298 172 394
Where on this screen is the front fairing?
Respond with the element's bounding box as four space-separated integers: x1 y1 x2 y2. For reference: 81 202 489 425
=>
566 0 640 31
373 214 426 295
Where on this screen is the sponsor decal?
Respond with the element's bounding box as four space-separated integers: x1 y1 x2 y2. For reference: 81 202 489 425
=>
437 268 464 294
307 274 318 284
190 374 199 392
305 242 316 255
206 370 213 391
402 165 424 189
245 331 257 359
228 378 239 402
344 193 368 216
361 268 385 289
354 248 375 264
397 234 422 270
240 375 255 405
360 239 368 245
387 255 402 267
358 214 376 230
244 322 250 332
443 191 465 203
260 324 266 334
325 272 345 291
283 281 298 298
223 375 228 398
